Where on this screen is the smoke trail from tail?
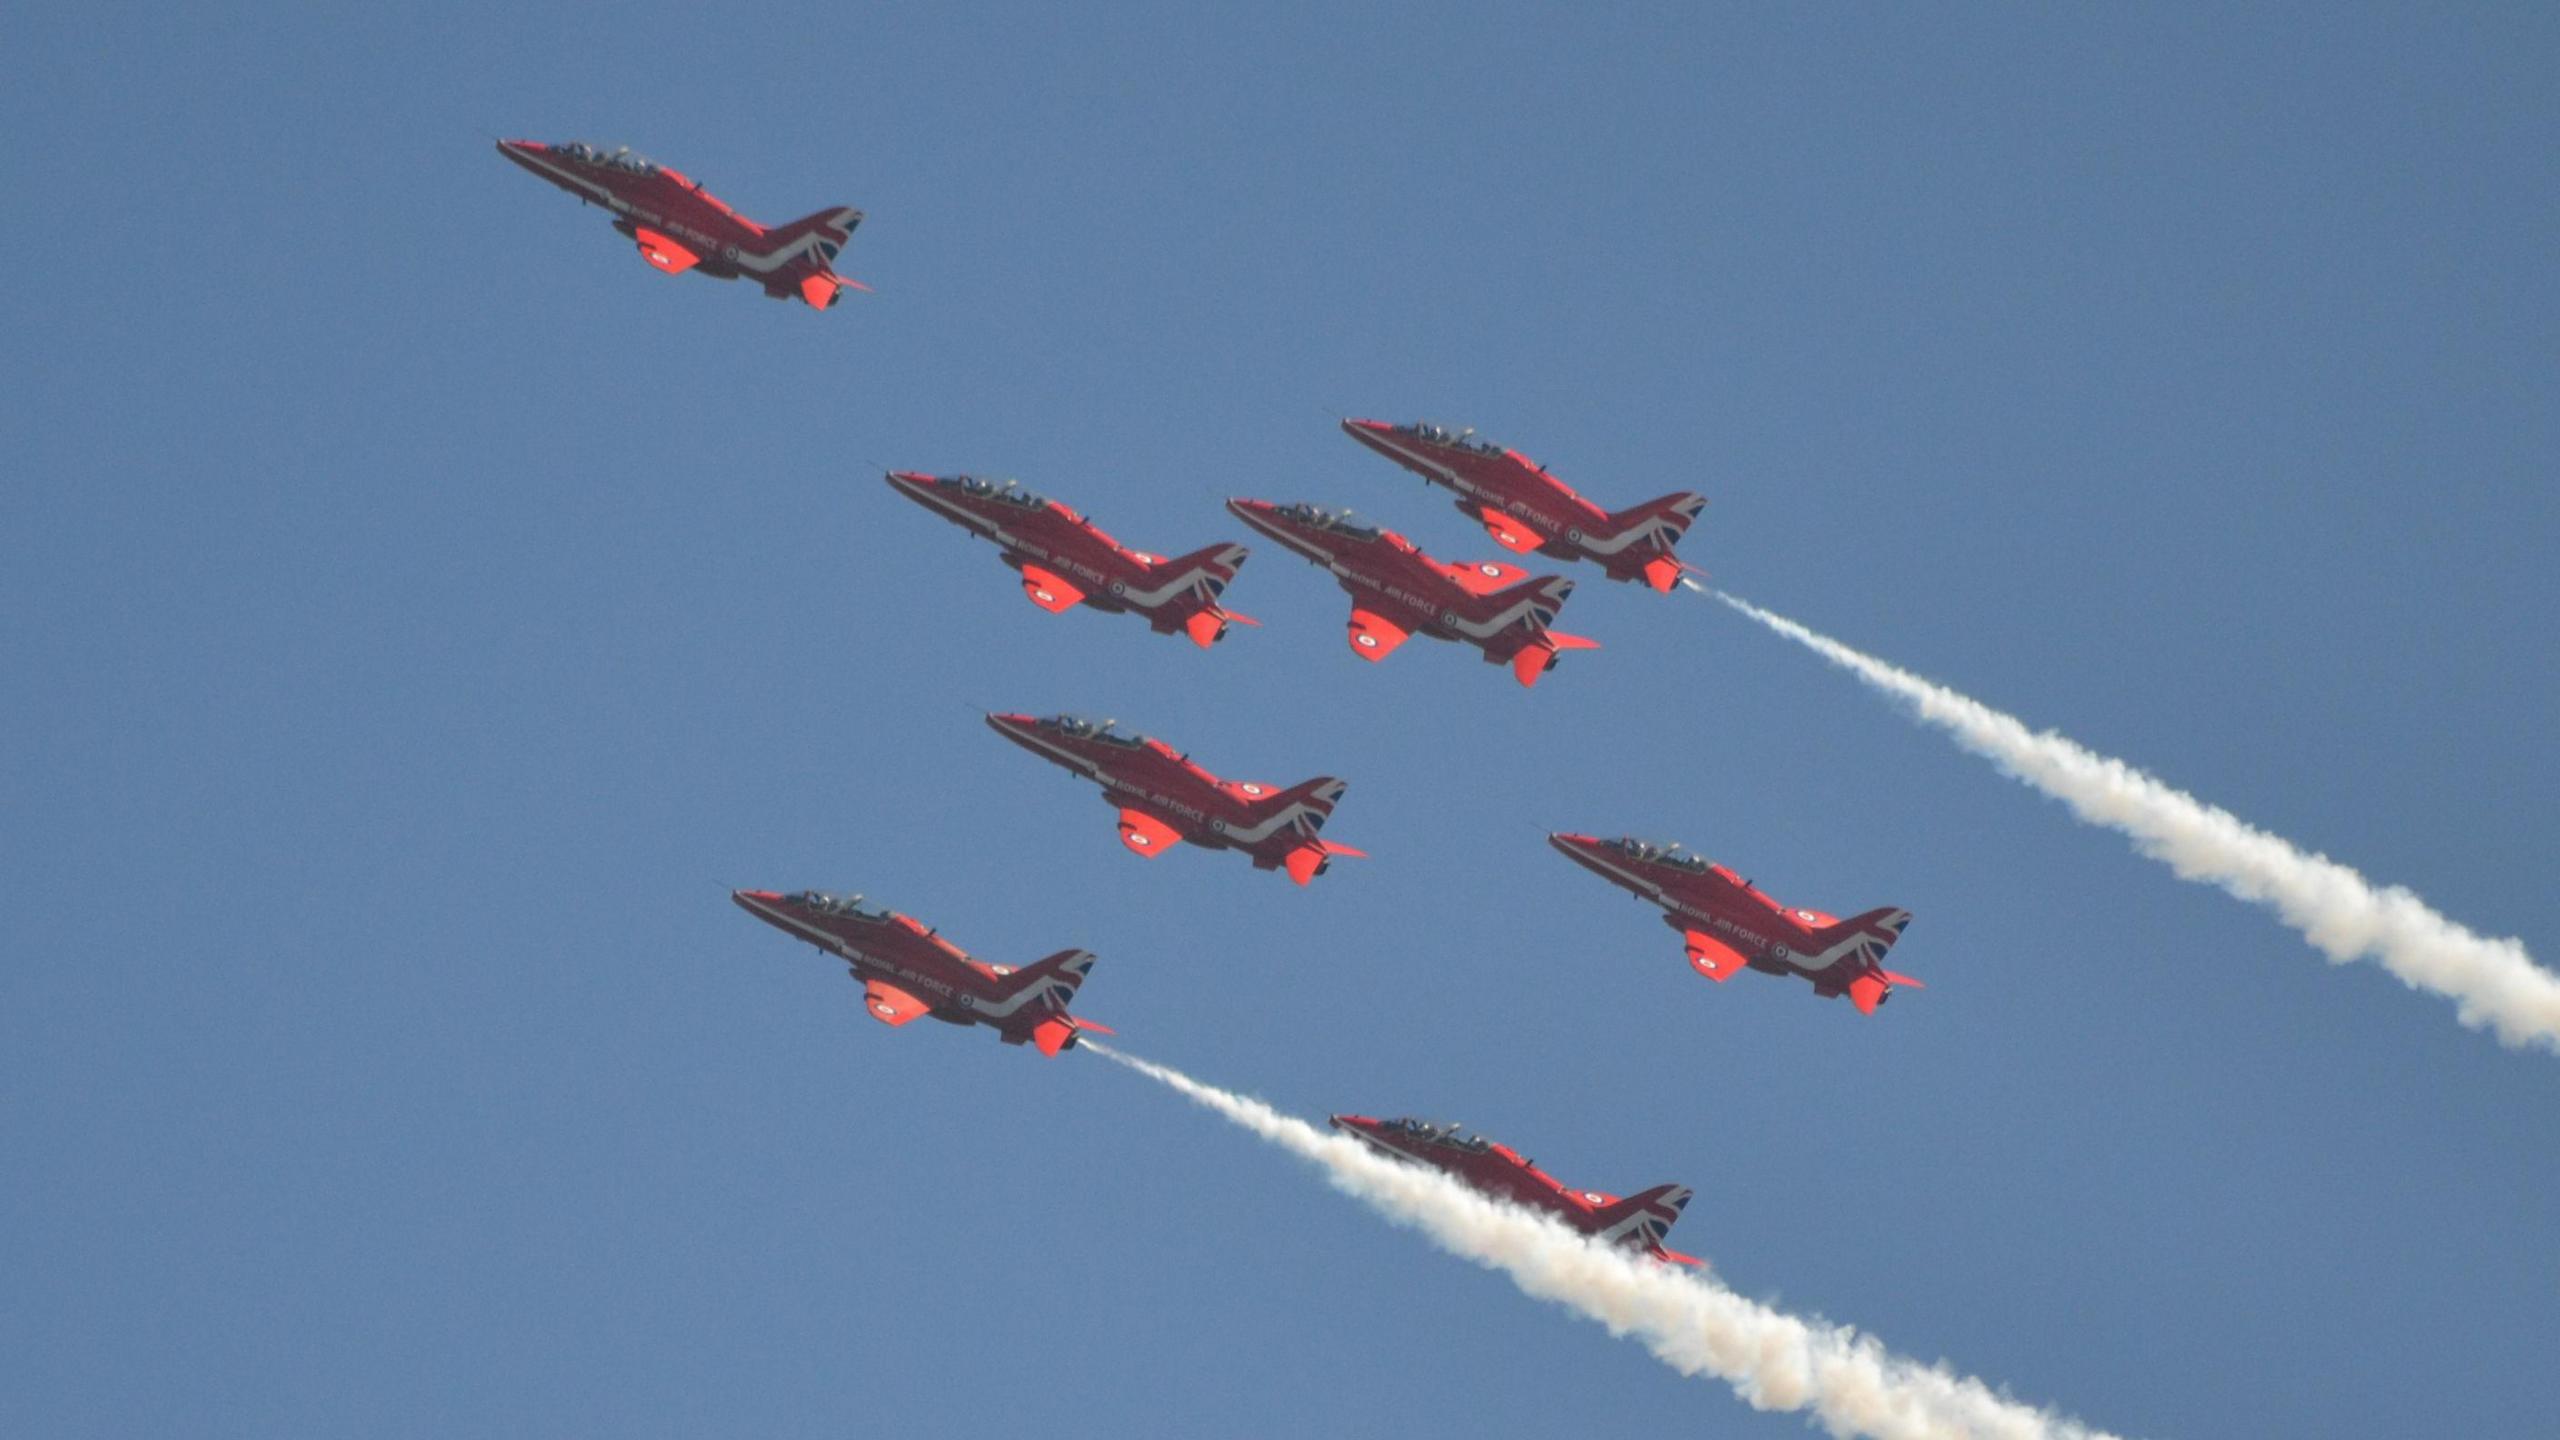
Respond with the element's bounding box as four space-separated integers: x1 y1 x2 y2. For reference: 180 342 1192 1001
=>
1085 1042 2112 1440
1714 592 2560 1053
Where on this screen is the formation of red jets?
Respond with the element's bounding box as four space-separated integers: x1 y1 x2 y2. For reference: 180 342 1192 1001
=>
506 140 1915 1258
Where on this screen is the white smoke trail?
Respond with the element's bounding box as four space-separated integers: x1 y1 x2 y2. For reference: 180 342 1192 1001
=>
1715 592 2560 1053
1086 1042 2113 1440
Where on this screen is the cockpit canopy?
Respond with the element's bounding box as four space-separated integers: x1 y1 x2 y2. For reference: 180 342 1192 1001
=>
1383 1116 1491 1152
556 140 657 175
789 890 889 919
1272 502 1379 540
1037 713 1146 747
952 474 1047 508
1603 836 1710 873
1397 420 1503 456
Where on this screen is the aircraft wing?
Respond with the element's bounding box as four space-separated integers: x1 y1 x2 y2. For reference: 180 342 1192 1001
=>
1347 606 1412 661
861 978 934 1025
1681 930 1751 983
1019 561 1087 613
1441 558 1534 596
632 226 700 275
1479 508 1547 554
1116 805 1186 857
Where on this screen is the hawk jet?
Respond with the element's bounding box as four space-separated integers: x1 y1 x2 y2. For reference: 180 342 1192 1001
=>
1225 500 1599 687
1341 418 1705 591
496 138 864 310
885 471 1256 648
984 713 1364 885
1330 1114 1702 1266
730 889 1107 1055
1550 833 1920 1014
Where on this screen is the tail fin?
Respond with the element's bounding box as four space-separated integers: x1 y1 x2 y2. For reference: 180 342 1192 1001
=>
1591 1183 1695 1257
1459 573 1584 686
1600 491 1707 547
1806 907 1913 974
1145 542 1255 648
996 947 1095 1013
1156 541 1249 596
1251 776 1347 836
1807 908 1917 1013
1461 572 1576 634
753 205 864 262
1596 492 1707 589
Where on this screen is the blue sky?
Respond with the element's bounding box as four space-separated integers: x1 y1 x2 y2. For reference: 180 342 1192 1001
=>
5 4 2555 1435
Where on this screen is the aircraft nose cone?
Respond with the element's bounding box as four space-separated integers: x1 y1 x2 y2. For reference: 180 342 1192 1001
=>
883 470 933 496
494 139 548 175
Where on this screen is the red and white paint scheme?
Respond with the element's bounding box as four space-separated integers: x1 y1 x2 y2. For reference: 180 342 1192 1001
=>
1225 500 1600 688
1550 833 1921 1014
730 889 1109 1055
884 472 1256 648
1341 419 1706 592
1329 1114 1703 1266
984 713 1364 885
496 139 865 310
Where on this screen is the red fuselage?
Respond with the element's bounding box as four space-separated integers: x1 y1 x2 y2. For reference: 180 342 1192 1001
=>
731 889 1102 1055
984 713 1361 884
1226 499 1597 687
1330 1115 1700 1265
1341 419 1705 591
1549 833 1918 1014
497 139 862 310
885 472 1253 648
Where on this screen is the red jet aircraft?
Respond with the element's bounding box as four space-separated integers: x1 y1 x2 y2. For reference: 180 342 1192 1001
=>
1330 1114 1702 1266
885 472 1256 648
984 712 1364 884
731 888 1108 1055
1550 833 1920 1014
1341 419 1707 591
496 139 864 310
1225 500 1599 687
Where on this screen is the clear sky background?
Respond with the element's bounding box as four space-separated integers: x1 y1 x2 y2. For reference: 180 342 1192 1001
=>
5 4 2555 1436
